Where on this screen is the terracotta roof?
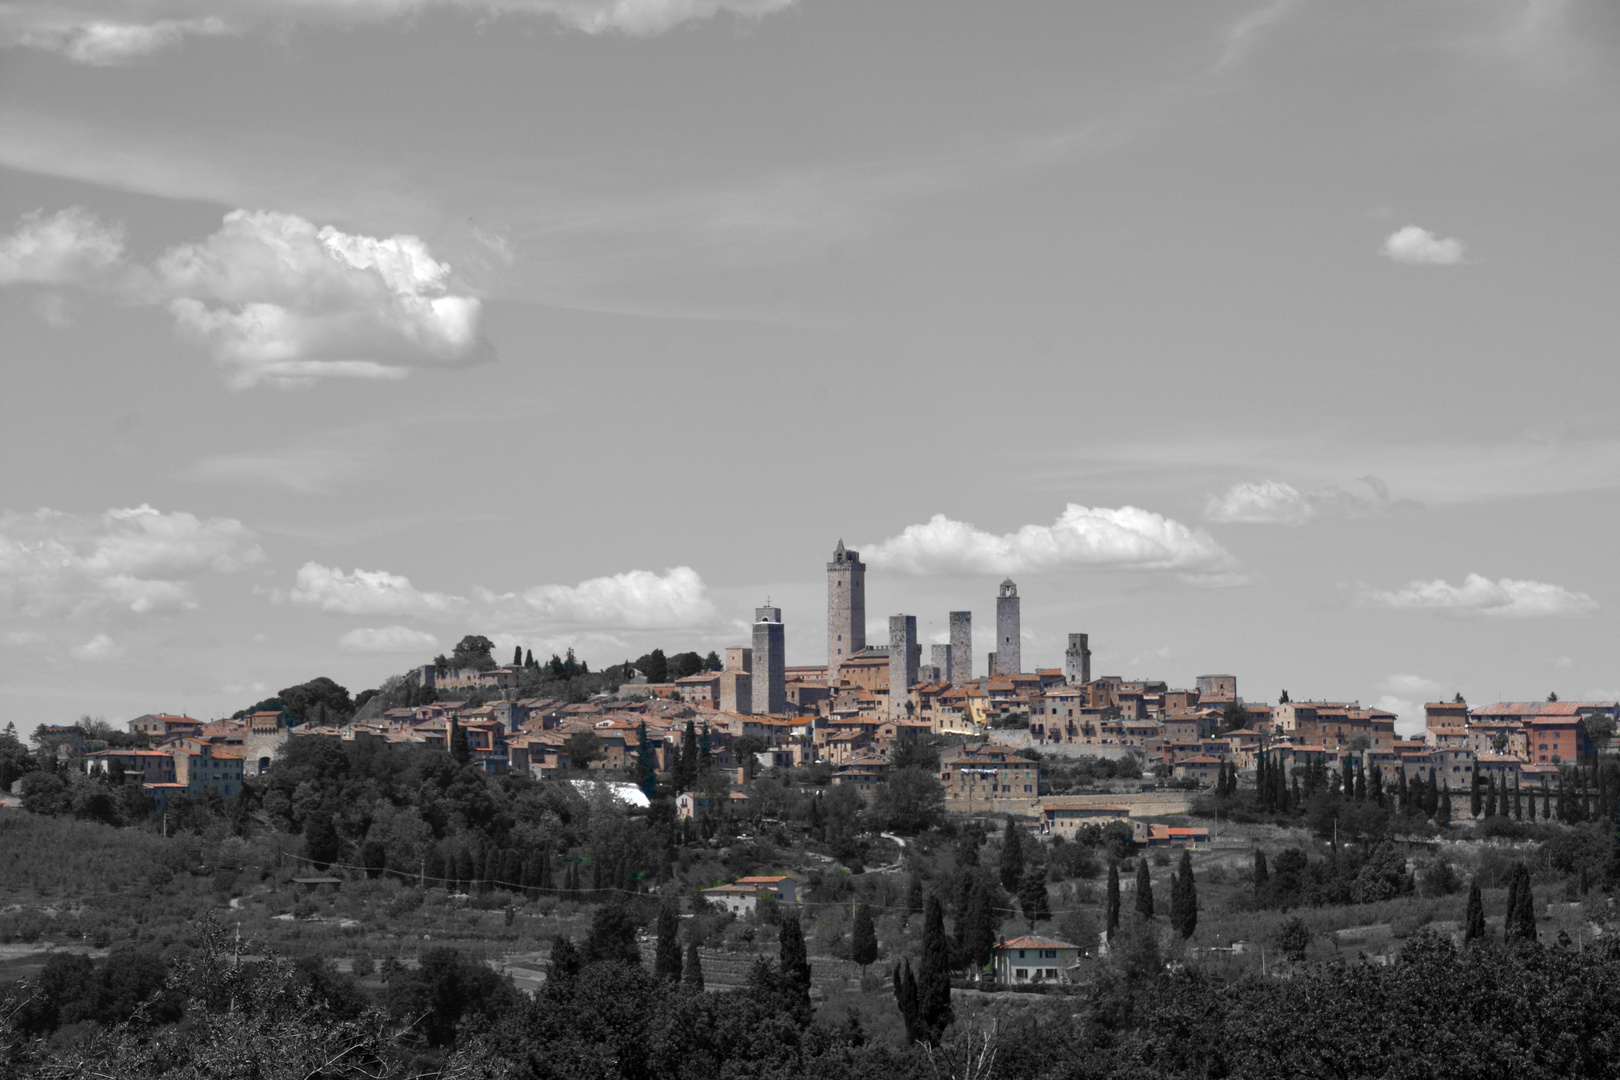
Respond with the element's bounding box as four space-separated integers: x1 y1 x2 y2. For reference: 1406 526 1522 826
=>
996 936 1080 950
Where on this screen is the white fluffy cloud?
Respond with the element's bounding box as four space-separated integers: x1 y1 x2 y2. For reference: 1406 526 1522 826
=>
0 207 491 388
339 625 442 654
72 633 124 661
517 566 718 628
1204 480 1313 525
0 207 125 285
0 505 264 616
155 210 491 388
1382 225 1467 265
1206 475 1411 525
1360 573 1597 618
864 505 1236 578
288 562 463 617
1 1 795 62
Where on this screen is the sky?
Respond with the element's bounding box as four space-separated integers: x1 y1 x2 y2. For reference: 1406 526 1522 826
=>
2 0 1618 734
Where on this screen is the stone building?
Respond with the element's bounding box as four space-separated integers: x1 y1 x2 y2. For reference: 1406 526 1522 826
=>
826 541 865 683
888 615 919 718
931 643 953 685
994 579 1021 676
752 604 786 715
1064 633 1091 686
948 611 972 684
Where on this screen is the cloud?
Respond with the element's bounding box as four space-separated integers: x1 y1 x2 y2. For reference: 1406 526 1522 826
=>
1381 673 1446 698
72 632 124 661
339 625 442 654
1372 695 1425 736
1206 475 1416 525
0 206 492 389
0 206 125 285
0 505 264 617
864 505 1236 578
1204 480 1312 525
287 562 464 617
515 566 718 629
1359 573 1597 618
1553 656 1574 670
1382 225 1468 265
153 210 492 388
1 1 796 63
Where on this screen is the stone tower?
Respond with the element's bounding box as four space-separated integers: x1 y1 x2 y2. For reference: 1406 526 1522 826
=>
948 611 972 684
1064 633 1091 686
752 604 786 715
826 540 865 682
888 615 919 717
994 579 1021 676
931 644 953 684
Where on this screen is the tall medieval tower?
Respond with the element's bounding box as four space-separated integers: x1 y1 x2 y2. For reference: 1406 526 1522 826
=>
826 540 865 681
752 604 786 715
994 579 1021 676
948 610 972 684
888 615 919 717
1064 633 1091 686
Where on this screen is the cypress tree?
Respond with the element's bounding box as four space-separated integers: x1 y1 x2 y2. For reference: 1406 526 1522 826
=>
1470 767 1482 818
682 941 705 990
676 721 698 791
1253 849 1269 901
1542 778 1552 820
916 894 953 1045
1426 767 1441 816
1396 768 1409 809
1291 774 1302 813
525 648 535 669
1486 775 1499 818
513 645 523 667
1341 757 1355 800
851 905 879 971
1464 880 1486 944
963 876 997 971
1513 777 1523 820
548 934 582 990
1106 861 1121 938
1505 864 1537 943
635 721 658 800
1370 764 1384 807
698 724 713 769
1018 860 1051 932
654 898 682 982
1528 785 1538 822
450 718 470 764
1134 858 1154 919
1171 849 1197 939
778 911 812 1013
892 958 920 1043
1439 782 1453 827
1257 753 1270 810
999 818 1024 892
1354 760 1367 802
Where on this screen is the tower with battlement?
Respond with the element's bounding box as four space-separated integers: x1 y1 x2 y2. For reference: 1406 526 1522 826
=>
948 611 972 684
888 615 919 717
1064 633 1091 686
753 604 786 715
994 579 1021 675
826 540 865 683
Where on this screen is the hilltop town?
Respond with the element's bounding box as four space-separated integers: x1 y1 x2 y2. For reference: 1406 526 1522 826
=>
3 541 1618 1079
47 541 1616 829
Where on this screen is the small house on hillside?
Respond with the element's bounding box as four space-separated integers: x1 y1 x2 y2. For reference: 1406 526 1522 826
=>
699 873 799 916
992 935 1082 984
